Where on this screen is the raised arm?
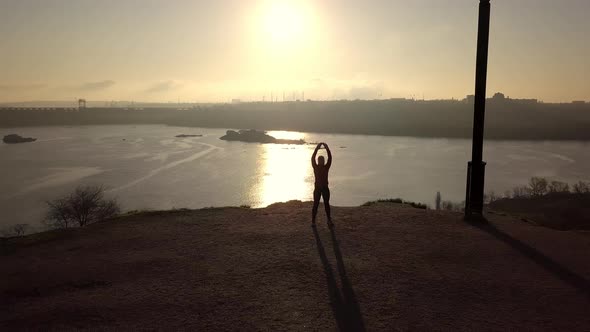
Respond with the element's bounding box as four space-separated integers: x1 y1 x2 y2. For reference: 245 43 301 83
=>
324 143 332 168
311 143 320 168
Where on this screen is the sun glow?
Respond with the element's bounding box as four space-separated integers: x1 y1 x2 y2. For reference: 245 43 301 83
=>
251 131 313 207
265 2 304 44
259 1 314 51
242 0 321 89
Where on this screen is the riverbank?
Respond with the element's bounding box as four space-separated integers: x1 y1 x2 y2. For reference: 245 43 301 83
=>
2 201 590 330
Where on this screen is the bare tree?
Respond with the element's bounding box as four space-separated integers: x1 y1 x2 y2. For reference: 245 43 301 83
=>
572 181 590 194
46 197 73 229
548 180 570 193
528 177 548 196
45 185 120 228
512 185 530 198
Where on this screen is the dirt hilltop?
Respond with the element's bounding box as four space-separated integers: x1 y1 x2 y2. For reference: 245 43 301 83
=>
2 201 590 331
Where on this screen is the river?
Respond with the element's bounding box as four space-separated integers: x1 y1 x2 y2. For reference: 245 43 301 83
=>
1 125 589 230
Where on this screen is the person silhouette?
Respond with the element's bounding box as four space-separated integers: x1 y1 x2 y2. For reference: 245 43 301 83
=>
311 142 332 226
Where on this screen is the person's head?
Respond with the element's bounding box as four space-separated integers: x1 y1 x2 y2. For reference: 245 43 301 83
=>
317 155 325 166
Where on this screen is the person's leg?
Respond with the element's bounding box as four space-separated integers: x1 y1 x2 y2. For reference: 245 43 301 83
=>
322 187 331 221
312 188 321 224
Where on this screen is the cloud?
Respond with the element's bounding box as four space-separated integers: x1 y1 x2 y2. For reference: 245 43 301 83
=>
0 83 47 91
145 80 184 93
78 80 116 90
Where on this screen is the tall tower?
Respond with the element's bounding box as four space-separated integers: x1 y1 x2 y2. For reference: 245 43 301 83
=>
78 99 87 111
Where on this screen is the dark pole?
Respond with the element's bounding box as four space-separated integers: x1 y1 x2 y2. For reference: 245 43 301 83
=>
465 0 491 219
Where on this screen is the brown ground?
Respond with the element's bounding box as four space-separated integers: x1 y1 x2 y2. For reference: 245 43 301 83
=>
2 201 590 331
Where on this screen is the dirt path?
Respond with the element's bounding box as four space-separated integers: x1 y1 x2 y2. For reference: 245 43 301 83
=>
2 202 590 330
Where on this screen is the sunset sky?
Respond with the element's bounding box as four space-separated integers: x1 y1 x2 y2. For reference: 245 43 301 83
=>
1 0 589 103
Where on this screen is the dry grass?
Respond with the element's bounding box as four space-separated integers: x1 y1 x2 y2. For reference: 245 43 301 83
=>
2 201 590 331
489 193 590 230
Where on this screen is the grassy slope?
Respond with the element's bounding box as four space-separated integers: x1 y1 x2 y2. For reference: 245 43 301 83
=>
2 201 590 331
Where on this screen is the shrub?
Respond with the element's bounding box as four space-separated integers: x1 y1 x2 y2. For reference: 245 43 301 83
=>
362 198 401 206
380 198 403 204
528 177 548 196
485 191 498 204
362 198 427 209
12 224 28 236
548 181 570 193
1 224 29 237
45 185 120 229
441 201 452 210
406 201 428 209
442 201 454 211
440 200 464 212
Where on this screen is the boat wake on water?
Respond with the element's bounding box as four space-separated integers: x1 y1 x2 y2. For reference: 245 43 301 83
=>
107 142 221 192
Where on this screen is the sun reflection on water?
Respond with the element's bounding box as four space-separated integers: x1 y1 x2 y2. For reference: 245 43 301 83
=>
253 131 313 207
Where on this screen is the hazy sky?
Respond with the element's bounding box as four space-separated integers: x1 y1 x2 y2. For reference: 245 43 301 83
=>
1 0 589 103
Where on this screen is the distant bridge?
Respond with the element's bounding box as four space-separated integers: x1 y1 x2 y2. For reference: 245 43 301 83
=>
0 107 79 111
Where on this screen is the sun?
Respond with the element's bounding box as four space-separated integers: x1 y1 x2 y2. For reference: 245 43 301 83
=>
261 1 311 49
245 0 318 82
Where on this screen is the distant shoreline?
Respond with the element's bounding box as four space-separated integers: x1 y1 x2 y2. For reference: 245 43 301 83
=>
2 99 590 140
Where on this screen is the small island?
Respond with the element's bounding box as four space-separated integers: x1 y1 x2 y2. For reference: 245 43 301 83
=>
3 134 37 144
220 129 305 145
175 134 203 138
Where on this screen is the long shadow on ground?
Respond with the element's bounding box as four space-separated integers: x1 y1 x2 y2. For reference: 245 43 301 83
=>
470 220 590 300
313 225 366 331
